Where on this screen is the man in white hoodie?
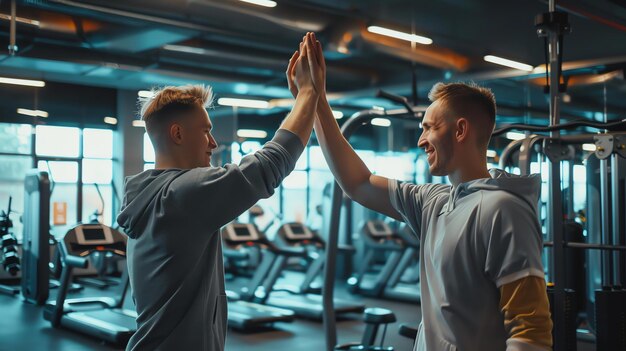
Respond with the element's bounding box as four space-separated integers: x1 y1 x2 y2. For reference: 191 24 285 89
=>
288 43 552 351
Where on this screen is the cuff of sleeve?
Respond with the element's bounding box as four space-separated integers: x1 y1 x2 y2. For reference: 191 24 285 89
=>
273 129 305 159
495 268 545 288
506 338 551 351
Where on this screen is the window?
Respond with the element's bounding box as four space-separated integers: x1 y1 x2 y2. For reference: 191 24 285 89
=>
35 125 80 157
143 132 155 170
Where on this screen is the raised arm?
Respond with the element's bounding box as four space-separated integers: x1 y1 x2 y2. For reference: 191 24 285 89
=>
279 32 322 146
314 96 401 220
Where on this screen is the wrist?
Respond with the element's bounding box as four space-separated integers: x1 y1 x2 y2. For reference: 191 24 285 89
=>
298 87 319 97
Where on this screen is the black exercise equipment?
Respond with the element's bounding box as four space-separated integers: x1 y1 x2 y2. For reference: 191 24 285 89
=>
0 196 20 295
256 222 364 320
43 223 136 345
221 222 296 330
348 221 420 303
334 308 397 351
21 170 51 305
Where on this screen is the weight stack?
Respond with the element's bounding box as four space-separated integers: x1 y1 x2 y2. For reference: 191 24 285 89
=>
595 288 626 350
547 287 577 351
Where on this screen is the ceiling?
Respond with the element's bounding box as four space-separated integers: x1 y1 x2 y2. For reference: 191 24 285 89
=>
1 0 625 129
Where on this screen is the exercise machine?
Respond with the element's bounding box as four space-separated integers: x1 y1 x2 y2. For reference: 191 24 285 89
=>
43 223 136 344
255 222 365 320
221 222 296 330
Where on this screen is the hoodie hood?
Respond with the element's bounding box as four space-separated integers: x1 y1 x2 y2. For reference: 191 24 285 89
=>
117 169 182 238
444 168 541 213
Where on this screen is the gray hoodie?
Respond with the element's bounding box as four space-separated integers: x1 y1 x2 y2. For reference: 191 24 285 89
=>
117 129 303 351
389 169 545 351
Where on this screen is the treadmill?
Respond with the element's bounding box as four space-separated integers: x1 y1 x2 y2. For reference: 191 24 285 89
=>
257 222 365 320
347 220 405 297
382 225 421 303
221 223 295 330
44 223 137 345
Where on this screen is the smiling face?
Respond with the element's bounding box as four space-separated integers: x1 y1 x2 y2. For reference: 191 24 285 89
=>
180 107 218 168
418 100 457 176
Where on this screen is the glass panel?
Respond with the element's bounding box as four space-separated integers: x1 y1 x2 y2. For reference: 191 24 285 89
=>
82 184 113 227
83 128 113 159
49 183 78 239
372 152 415 181
295 147 308 170
0 123 32 154
0 155 32 181
282 171 308 225
309 146 328 170
143 133 155 163
308 169 334 232
82 159 113 184
144 163 155 171
35 125 80 157
38 161 78 183
241 141 262 154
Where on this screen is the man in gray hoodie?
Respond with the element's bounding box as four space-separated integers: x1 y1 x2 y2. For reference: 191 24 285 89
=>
296 52 552 351
117 33 323 351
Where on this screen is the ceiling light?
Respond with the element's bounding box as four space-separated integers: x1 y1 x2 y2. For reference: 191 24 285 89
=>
486 150 497 158
239 0 277 8
103 117 118 125
237 129 268 138
0 14 40 26
218 97 269 109
132 120 145 128
17 108 48 117
0 76 45 87
505 132 526 140
371 118 391 127
484 55 533 72
582 143 596 152
138 90 154 98
367 26 433 45
332 110 344 119
162 45 207 55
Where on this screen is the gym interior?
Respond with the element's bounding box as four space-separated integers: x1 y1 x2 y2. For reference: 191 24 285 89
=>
1 1 626 350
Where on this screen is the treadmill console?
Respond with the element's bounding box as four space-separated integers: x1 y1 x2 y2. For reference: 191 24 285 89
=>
366 220 393 238
282 223 314 241
63 224 127 257
223 223 261 242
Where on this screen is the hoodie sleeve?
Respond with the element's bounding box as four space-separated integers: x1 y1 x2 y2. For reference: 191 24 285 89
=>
388 179 449 239
168 129 304 234
482 194 545 287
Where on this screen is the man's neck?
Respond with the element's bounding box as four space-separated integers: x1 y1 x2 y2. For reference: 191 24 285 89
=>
155 154 190 170
448 161 491 187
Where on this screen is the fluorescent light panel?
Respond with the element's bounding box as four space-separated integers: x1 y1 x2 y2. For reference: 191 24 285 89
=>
162 45 207 55
138 90 154 98
103 117 118 125
237 129 268 138
17 108 48 117
367 26 433 45
484 55 533 72
239 0 277 7
132 120 146 128
505 132 526 140
332 110 344 119
218 97 269 109
486 150 497 158
582 143 596 152
0 76 45 87
371 118 391 127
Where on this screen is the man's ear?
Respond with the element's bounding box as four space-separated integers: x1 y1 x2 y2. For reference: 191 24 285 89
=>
170 123 183 145
455 117 469 143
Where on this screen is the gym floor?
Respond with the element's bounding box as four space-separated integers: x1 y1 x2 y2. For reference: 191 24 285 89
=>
0 278 597 351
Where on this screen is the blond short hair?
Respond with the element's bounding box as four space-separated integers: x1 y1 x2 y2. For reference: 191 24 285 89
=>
139 84 213 121
428 82 496 148
139 85 213 152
